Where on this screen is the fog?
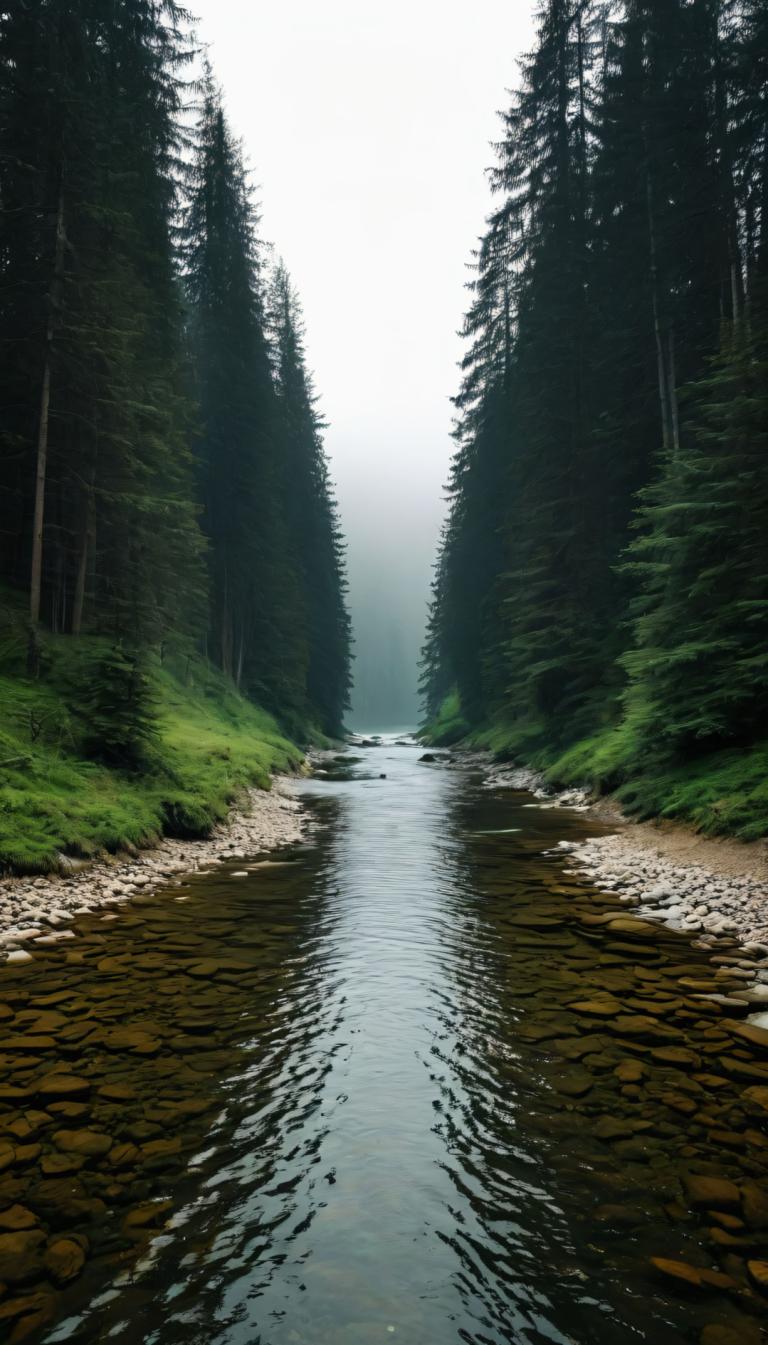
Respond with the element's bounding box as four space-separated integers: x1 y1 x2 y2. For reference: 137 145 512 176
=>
192 0 536 731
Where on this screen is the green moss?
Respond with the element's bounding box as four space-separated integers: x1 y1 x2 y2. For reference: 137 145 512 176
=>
422 679 768 841
420 690 470 746
544 725 768 841
0 621 306 874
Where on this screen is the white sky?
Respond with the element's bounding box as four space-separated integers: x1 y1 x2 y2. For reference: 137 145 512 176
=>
191 0 537 725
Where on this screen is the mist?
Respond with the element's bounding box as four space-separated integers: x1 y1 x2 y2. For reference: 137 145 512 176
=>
192 0 536 732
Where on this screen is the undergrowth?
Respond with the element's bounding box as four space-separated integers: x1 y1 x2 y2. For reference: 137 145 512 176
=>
0 596 311 873
421 690 768 841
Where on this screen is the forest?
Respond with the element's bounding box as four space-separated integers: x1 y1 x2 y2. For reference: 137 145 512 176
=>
0 0 351 872
422 0 768 839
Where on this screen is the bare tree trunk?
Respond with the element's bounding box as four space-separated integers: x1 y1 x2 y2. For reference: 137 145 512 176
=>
645 164 674 454
668 329 680 457
235 631 244 688
28 185 66 672
72 453 97 636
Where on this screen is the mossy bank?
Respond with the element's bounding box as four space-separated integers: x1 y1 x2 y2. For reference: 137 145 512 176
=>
0 613 318 876
422 692 768 843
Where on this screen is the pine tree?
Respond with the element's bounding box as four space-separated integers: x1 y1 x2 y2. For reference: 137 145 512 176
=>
0 0 205 659
267 262 351 735
622 321 768 756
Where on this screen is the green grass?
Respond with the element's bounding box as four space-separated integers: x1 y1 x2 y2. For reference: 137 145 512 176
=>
421 690 768 841
543 725 768 840
0 609 308 874
419 691 470 747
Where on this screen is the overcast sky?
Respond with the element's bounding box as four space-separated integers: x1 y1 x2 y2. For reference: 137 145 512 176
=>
192 0 536 728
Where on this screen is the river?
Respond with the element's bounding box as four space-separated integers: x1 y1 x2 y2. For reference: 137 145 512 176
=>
1 740 766 1344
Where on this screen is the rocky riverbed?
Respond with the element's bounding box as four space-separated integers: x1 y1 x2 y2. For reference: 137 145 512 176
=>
0 783 306 958
487 760 768 964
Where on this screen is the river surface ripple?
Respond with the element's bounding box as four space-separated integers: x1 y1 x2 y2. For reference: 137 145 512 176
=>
8 742 768 1344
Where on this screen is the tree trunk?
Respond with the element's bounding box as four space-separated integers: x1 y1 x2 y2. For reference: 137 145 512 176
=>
28 184 66 672
72 453 97 636
645 165 673 454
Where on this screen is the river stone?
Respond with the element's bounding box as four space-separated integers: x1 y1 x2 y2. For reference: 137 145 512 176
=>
567 999 621 1018
36 1075 91 1100
43 1236 87 1286
0 1290 58 1340
594 1117 636 1142
652 1046 702 1068
32 1178 103 1227
99 1028 161 1056
184 958 250 979
47 1101 90 1122
0 1144 16 1175
651 1258 736 1292
614 1059 646 1084
107 1143 140 1170
141 1137 182 1169
96 1082 137 1103
554 1069 593 1098
0 1230 46 1285
661 1092 697 1116
684 1175 741 1212
122 1199 173 1231
720 1057 768 1084
741 1181 768 1230
41 1153 86 1178
552 1035 607 1060
0 1207 38 1233
609 1015 676 1043
709 1226 756 1250
742 1086 768 1114
709 1211 745 1232
728 1022 768 1053
4 1117 44 1144
12 1145 41 1169
607 917 657 938
52 1129 112 1158
19 1012 68 1033
746 1260 768 1293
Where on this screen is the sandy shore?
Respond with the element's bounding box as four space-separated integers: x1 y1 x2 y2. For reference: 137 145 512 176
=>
486 762 768 953
0 781 307 960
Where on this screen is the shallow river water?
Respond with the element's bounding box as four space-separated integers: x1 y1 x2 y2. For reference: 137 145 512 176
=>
1 742 768 1344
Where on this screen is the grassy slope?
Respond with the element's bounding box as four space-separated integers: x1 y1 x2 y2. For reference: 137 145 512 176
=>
422 692 768 842
0 618 307 874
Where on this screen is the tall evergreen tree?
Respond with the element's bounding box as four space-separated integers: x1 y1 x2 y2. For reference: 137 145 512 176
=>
184 84 350 734
268 263 352 735
0 0 204 663
425 0 768 795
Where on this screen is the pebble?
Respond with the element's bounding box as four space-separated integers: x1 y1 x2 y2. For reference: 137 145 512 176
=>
0 784 306 958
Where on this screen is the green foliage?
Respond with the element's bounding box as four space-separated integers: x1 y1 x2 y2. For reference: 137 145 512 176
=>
0 18 350 789
622 323 768 753
80 646 160 770
424 0 768 837
0 627 303 875
183 82 351 735
419 690 469 747
545 727 768 842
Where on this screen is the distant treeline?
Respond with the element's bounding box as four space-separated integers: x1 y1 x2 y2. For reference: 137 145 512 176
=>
423 1 768 784
0 1 351 740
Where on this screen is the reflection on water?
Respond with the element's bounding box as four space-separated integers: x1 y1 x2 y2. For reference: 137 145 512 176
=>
1 743 767 1344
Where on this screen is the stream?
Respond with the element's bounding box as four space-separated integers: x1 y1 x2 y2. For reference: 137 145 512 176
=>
1 740 767 1344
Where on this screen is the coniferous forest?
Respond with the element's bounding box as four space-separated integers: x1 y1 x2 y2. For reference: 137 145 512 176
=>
422 0 768 839
0 2 351 870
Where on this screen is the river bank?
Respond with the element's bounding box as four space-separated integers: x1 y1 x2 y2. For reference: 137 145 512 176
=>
0 782 306 958
485 760 768 952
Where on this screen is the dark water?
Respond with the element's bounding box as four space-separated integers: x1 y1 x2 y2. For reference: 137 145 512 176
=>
2 743 767 1344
